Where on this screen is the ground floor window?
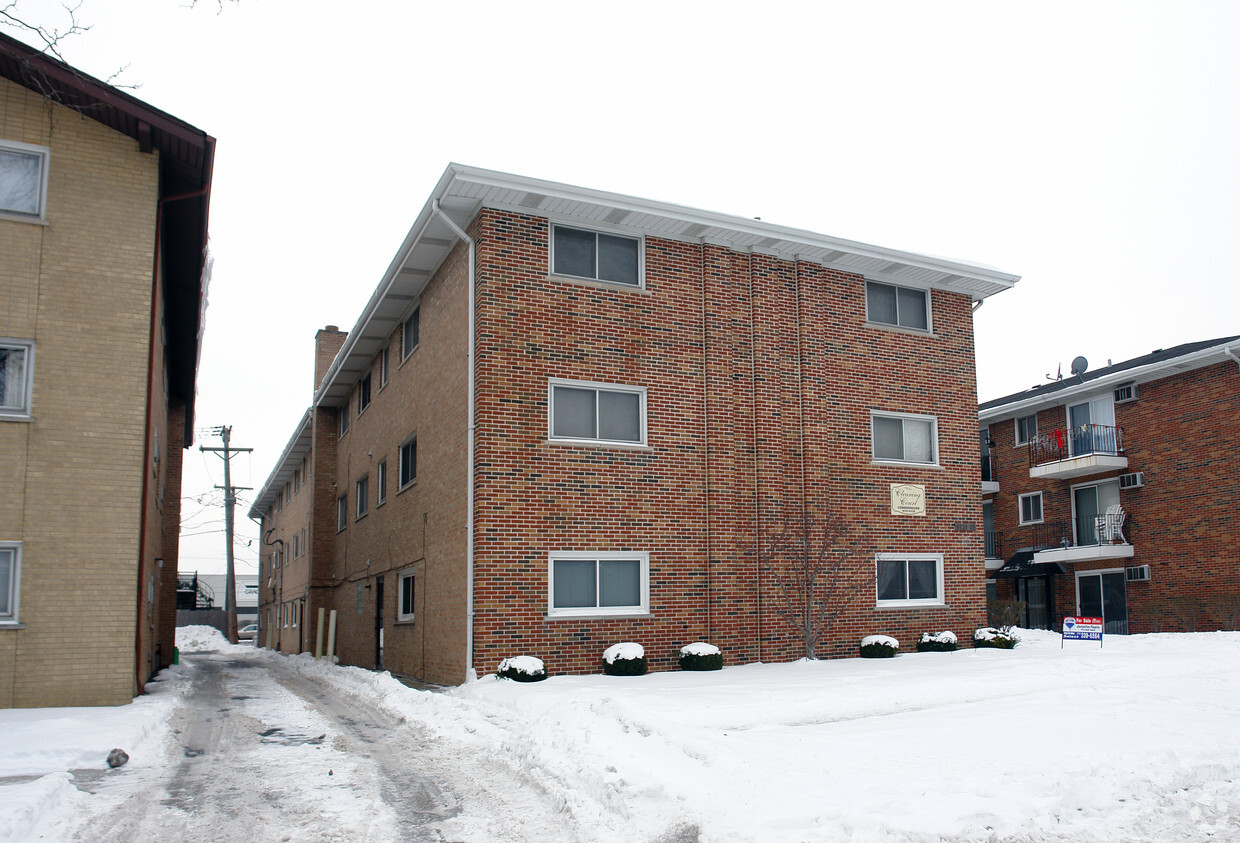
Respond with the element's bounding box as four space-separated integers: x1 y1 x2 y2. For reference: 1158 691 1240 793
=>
548 551 648 617
398 571 416 622
0 542 20 623
875 553 944 607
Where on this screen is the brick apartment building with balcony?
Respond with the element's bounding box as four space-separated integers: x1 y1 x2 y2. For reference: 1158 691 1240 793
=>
981 337 1240 634
249 164 1019 684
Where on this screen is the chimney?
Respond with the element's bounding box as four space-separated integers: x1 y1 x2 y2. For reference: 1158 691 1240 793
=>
314 325 348 392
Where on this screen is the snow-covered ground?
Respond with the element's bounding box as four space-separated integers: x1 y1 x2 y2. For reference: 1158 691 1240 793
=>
3 627 1239 841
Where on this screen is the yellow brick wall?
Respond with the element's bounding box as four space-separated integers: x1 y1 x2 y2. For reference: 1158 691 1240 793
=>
0 76 160 707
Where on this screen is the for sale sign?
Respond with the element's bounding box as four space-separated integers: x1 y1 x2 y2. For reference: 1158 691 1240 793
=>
1062 616 1103 647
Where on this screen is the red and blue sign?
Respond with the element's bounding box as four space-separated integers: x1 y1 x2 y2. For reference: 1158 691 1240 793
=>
1063 616 1103 643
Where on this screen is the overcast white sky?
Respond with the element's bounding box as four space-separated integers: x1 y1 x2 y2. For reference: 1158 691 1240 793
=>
8 0 1238 575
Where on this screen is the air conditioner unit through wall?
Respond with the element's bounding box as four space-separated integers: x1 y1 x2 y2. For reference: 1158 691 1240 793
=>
1126 565 1151 582
1119 471 1145 489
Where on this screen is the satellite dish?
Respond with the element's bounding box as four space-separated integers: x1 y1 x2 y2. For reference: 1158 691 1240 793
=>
1070 356 1089 376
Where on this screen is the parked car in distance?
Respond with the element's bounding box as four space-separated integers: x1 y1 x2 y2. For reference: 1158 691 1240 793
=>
238 623 258 643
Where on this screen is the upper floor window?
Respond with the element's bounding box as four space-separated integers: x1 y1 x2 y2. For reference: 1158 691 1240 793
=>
0 339 34 418
380 346 390 387
551 225 642 288
549 379 646 446
866 281 929 331
377 459 387 505
1015 413 1038 446
356 475 369 519
0 542 21 624
875 553 944 607
399 436 417 488
1019 491 1044 525
0 140 49 221
338 404 349 438
871 411 937 465
402 307 420 359
358 373 372 415
336 494 348 531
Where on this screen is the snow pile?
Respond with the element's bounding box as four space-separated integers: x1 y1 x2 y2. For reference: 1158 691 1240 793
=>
861 634 899 648
920 630 957 645
603 642 644 663
176 625 228 653
679 641 720 656
497 656 545 676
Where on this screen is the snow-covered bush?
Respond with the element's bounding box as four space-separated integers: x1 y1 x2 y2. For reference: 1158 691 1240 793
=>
678 642 723 671
973 627 1019 649
860 635 899 658
916 630 958 653
497 655 547 682
603 642 647 676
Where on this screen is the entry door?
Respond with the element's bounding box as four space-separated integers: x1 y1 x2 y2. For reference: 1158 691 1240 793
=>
1078 571 1128 634
1068 396 1115 455
1018 577 1051 629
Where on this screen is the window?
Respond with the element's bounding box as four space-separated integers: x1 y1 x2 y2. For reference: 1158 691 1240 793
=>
866 281 929 331
0 140 49 220
548 551 649 617
337 493 348 531
380 346 390 387
549 379 646 445
398 571 416 622
402 307 420 358
0 339 33 417
291 531 300 559
399 437 417 488
1019 492 1044 525
358 373 372 414
871 411 937 465
338 405 349 437
0 543 21 623
552 224 642 287
356 475 369 519
377 459 387 505
875 553 944 607
1015 413 1038 446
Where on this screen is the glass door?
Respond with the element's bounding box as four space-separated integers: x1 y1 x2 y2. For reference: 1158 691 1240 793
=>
1077 571 1128 634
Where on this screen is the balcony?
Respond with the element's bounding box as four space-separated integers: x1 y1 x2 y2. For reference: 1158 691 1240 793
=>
1027 515 1134 565
981 455 999 494
1028 424 1127 480
984 530 1004 571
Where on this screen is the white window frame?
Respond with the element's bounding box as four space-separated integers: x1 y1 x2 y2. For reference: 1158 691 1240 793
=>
1018 491 1044 525
338 404 349 438
336 493 348 531
399 435 417 489
402 306 420 360
356 475 369 519
0 140 50 222
870 410 939 466
358 373 372 416
376 459 387 505
864 280 931 332
1014 413 1038 446
547 551 650 618
397 569 416 622
548 378 648 447
0 542 21 624
0 337 35 419
550 223 645 289
380 346 390 388
874 552 945 608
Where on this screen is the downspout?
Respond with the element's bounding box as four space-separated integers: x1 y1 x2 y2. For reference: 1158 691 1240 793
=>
1224 344 1240 372
972 298 984 313
431 199 477 681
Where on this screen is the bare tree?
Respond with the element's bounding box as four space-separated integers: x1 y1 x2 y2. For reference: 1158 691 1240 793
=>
760 510 873 659
0 1 91 62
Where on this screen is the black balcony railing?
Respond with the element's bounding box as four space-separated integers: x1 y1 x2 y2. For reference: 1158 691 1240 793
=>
1028 423 1123 468
1024 515 1134 552
981 455 995 483
984 530 1003 559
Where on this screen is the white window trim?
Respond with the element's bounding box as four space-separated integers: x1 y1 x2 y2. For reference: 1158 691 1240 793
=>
548 378 648 447
0 139 50 223
401 305 420 361
864 280 933 333
0 542 21 625
356 475 369 519
376 459 387 506
398 435 417 490
547 550 650 618
549 223 646 290
0 337 35 420
870 410 939 467
397 569 416 622
336 494 348 532
874 552 945 609
1018 491 1044 525
1014 413 1038 447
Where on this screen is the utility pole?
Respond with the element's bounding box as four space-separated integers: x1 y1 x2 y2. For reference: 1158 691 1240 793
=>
201 426 252 643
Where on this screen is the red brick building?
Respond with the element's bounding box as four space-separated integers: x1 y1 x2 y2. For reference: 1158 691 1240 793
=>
250 164 1019 683
981 337 1240 634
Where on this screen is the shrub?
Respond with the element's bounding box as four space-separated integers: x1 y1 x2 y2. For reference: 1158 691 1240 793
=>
987 599 1026 630
916 630 958 652
497 656 547 682
860 635 899 658
973 627 1018 649
678 642 723 671
603 642 647 676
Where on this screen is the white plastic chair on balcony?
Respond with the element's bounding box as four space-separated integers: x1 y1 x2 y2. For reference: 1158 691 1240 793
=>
1097 505 1127 543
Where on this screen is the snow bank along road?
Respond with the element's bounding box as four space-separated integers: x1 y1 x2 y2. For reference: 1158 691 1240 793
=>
57 647 594 842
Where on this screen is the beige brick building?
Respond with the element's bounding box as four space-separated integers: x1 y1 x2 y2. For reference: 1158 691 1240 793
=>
251 164 1019 685
0 34 214 707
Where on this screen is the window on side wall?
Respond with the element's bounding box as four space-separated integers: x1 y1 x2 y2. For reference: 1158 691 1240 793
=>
875 553 944 607
1015 413 1038 446
402 307 420 359
356 475 369 519
871 411 937 465
0 339 34 418
865 281 929 331
1019 491 1044 525
398 571 416 622
399 436 417 488
336 494 347 531
549 379 646 446
0 140 49 220
548 551 649 618
380 346 389 387
0 542 21 623
338 404 349 437
358 373 371 415
551 224 642 288
377 459 387 505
